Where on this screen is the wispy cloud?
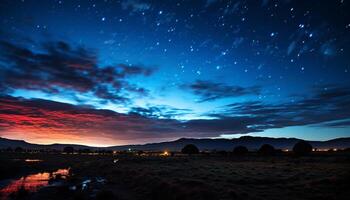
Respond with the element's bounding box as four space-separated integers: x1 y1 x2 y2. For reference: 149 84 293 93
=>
121 0 152 13
220 85 350 130
183 80 260 102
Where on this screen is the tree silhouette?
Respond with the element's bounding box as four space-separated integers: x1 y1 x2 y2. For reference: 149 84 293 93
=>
181 144 199 155
293 140 313 156
258 144 275 155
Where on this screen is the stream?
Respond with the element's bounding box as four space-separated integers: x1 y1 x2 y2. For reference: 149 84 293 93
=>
0 168 70 200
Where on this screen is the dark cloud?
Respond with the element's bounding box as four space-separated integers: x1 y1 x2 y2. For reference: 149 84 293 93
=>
323 120 350 128
183 80 261 102
129 105 192 119
0 39 155 104
222 85 350 130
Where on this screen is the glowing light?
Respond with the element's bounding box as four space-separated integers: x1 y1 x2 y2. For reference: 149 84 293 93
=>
25 159 43 163
161 151 170 156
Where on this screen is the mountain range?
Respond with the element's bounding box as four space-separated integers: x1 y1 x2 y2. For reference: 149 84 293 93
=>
1 136 350 151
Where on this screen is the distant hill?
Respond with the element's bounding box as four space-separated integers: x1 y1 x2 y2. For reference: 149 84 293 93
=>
0 137 96 150
2 136 349 151
107 136 350 151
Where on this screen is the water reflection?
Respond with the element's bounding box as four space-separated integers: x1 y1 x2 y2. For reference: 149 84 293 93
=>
0 168 70 199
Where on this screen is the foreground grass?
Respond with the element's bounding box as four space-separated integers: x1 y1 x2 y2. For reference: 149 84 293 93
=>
1 152 350 200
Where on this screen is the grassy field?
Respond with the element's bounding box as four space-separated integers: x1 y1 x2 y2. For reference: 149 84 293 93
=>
1 152 350 200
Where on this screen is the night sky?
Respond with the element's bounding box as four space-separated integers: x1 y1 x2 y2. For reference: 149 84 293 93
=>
0 0 349 146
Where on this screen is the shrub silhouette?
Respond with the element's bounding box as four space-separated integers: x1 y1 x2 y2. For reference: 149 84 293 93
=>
293 140 312 156
181 144 199 155
233 146 249 155
258 144 275 155
63 146 74 154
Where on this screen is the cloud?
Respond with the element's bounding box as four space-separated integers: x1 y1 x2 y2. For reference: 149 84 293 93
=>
0 95 261 144
0 40 154 104
121 0 151 12
0 85 349 145
323 120 350 128
129 105 192 119
183 80 261 102
0 95 177 144
221 85 350 130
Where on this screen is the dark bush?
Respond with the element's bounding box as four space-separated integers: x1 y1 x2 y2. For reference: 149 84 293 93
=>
258 144 275 155
233 146 249 155
293 140 313 156
181 144 199 155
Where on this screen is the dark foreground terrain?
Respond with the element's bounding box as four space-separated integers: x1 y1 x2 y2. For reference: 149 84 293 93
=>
1 152 350 200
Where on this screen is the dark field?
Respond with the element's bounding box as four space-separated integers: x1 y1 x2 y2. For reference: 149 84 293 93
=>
1 152 350 200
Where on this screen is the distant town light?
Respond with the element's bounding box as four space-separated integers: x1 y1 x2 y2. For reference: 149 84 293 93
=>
25 159 43 162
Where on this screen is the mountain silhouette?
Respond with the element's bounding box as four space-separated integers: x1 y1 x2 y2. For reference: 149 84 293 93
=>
1 136 350 151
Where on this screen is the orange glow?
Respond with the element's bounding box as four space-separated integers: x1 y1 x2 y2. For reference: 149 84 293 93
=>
0 98 132 146
161 151 170 156
0 96 179 146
